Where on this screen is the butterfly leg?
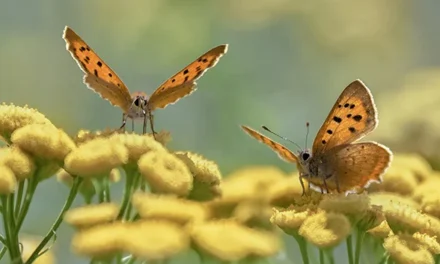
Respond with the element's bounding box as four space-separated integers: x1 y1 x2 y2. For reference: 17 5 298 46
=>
299 174 307 196
149 112 158 140
142 110 147 135
120 113 127 132
323 178 330 194
335 175 341 193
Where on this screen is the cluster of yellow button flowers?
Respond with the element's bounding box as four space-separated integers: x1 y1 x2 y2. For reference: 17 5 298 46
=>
0 103 439 264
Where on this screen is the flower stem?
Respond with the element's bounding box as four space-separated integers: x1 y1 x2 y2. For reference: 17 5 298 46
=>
354 231 365 264
117 167 136 220
378 252 389 264
14 181 25 219
0 246 6 260
346 235 354 264
24 176 82 264
325 249 335 264
293 234 310 264
319 249 325 264
15 176 38 233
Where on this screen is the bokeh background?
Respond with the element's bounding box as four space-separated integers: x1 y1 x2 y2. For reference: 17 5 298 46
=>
0 0 439 263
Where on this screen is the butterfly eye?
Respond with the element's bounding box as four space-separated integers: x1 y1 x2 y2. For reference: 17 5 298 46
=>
134 98 141 107
302 153 310 161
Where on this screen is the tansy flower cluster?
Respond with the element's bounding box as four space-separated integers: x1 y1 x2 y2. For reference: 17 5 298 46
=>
0 103 440 264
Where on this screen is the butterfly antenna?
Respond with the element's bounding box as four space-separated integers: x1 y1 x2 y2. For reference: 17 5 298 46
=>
261 125 303 151
305 122 310 149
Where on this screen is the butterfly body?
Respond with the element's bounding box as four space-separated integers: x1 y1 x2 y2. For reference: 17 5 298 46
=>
241 79 392 194
63 26 228 135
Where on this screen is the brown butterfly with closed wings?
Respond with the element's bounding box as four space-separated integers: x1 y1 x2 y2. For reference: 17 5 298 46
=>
241 80 392 195
63 26 228 137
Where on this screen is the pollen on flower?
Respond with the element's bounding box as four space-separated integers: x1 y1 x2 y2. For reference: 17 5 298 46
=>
370 192 420 211
0 103 54 144
0 165 17 194
382 201 431 234
11 124 76 164
74 128 123 145
72 222 126 258
132 192 208 224
138 151 192 196
384 234 434 264
110 133 168 164
367 219 393 239
0 146 35 181
271 206 316 235
412 232 440 255
318 193 370 222
121 220 189 261
64 138 128 177
64 203 120 229
190 220 280 261
298 210 351 249
175 151 222 201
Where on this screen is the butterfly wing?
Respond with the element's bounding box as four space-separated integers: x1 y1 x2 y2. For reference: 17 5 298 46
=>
241 125 298 163
312 79 378 156
148 44 228 111
63 26 133 112
309 142 392 193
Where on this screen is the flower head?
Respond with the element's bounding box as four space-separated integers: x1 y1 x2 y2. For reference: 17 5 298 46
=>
64 138 128 178
175 151 222 201
138 151 192 196
74 128 123 145
392 153 432 182
380 166 418 195
0 104 54 144
11 124 75 164
0 165 16 194
132 192 208 224
271 205 316 236
384 234 434 264
298 210 351 249
0 146 35 180
318 193 370 224
64 203 120 229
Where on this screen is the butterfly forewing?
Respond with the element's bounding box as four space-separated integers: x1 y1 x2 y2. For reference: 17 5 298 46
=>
63 26 133 112
148 44 228 110
241 125 298 163
309 142 392 193
312 80 378 156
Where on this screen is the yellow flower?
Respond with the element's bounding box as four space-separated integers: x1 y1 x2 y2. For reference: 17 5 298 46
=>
138 151 192 196
110 133 168 165
122 220 189 261
175 151 222 201
392 153 432 182
267 172 310 207
72 222 126 258
0 103 54 144
318 193 370 223
233 199 274 230
383 201 431 234
190 220 280 261
298 210 351 249
74 128 123 145
64 203 120 229
370 192 420 210
132 192 208 224
413 232 440 255
367 220 393 239
0 165 16 194
380 166 418 195
11 124 75 164
420 192 440 218
0 146 35 180
271 206 316 236
64 138 128 177
21 235 56 264
357 205 386 232
384 234 434 264
413 178 440 204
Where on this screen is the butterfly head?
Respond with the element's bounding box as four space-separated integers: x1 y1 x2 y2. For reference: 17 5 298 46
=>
127 92 149 118
298 149 312 167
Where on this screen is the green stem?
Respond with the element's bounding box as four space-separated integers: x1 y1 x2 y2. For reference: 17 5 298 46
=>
104 177 111 202
325 249 335 264
378 252 389 264
15 177 38 233
1 195 21 262
319 249 325 264
117 168 136 219
24 176 82 264
0 246 7 260
14 181 25 219
435 255 440 264
124 172 142 220
354 231 365 264
346 235 354 264
293 234 309 264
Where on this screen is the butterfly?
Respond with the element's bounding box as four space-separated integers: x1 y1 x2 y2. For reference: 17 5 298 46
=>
241 79 392 195
63 26 228 137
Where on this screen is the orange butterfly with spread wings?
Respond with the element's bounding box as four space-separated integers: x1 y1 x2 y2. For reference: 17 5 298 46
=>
63 26 228 137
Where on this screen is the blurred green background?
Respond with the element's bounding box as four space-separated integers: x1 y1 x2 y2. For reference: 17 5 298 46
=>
1 0 440 263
